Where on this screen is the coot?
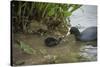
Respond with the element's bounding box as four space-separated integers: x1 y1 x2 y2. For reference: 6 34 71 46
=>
70 27 97 41
45 37 62 47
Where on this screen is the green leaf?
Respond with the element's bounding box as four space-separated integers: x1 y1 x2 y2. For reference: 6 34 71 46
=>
48 8 55 16
19 41 35 55
63 11 72 17
70 5 82 12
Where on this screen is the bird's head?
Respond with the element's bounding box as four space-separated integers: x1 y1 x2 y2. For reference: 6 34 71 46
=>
70 27 80 36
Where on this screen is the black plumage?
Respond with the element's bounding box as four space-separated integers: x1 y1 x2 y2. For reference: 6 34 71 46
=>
45 37 62 47
70 27 97 41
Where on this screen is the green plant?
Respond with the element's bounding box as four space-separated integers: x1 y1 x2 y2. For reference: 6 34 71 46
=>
16 40 36 55
11 1 82 33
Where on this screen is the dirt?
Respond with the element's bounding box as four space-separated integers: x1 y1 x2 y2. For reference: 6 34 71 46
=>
12 33 96 66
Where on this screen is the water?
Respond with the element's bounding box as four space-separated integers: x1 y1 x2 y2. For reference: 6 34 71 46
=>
70 5 97 32
70 5 97 61
80 45 97 61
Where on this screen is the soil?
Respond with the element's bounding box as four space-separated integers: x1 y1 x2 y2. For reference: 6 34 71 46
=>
12 33 97 66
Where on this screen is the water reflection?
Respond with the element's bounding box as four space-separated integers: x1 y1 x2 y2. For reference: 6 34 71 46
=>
70 5 97 32
70 5 97 61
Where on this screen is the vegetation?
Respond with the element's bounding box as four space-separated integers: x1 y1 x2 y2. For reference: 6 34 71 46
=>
16 40 36 55
11 1 81 35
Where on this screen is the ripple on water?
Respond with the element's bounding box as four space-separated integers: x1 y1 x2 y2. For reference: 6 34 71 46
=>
79 45 97 61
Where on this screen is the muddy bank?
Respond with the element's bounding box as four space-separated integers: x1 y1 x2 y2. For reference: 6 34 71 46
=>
12 33 97 66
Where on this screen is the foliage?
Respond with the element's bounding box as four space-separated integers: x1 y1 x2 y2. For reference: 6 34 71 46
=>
16 40 36 55
11 1 82 34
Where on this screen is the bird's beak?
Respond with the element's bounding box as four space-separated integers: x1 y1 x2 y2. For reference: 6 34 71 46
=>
66 27 71 36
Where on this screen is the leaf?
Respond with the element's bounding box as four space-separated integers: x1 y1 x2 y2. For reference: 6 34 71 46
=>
19 41 35 55
63 11 72 17
15 60 25 65
48 8 55 16
70 5 82 12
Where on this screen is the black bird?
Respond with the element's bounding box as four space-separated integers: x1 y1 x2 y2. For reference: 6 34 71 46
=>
45 37 62 47
70 27 97 41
